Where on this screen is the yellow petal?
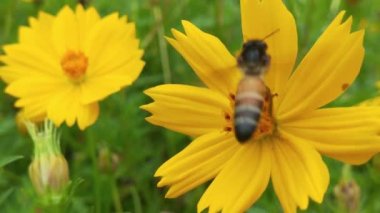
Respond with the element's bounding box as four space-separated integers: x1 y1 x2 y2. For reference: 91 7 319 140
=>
155 131 239 198
198 140 271 213
1 11 59 83
46 86 78 126
9 78 61 119
5 77 68 98
28 11 54 33
1 44 62 79
46 86 99 129
277 12 365 120
77 102 99 130
20 103 47 120
19 12 59 61
142 84 231 137
51 6 80 55
271 134 329 213
281 107 380 164
15 92 52 120
83 13 141 77
75 5 101 51
81 59 145 104
241 0 298 106
167 21 241 96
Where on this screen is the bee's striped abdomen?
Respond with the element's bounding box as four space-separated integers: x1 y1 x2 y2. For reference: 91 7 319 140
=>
234 76 267 143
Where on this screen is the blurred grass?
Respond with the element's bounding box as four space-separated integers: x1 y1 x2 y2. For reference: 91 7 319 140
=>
0 0 380 212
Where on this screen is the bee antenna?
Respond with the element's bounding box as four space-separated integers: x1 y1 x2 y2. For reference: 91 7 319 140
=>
262 28 280 41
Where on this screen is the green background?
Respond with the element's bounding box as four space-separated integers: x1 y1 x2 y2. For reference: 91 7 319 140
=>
0 0 380 212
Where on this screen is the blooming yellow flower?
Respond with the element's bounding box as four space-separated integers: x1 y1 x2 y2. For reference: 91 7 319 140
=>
142 0 380 212
0 5 144 129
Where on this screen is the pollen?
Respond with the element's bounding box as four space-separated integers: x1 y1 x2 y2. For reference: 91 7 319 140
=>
61 50 88 83
253 95 275 140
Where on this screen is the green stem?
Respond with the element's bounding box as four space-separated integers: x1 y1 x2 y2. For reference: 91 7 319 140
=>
141 25 159 49
86 133 101 213
330 0 341 14
215 0 224 38
131 0 139 25
111 175 123 213
41 202 66 213
2 0 18 44
130 185 142 213
342 164 352 181
153 6 172 83
0 169 22 183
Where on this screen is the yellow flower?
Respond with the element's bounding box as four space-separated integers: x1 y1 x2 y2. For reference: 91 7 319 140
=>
142 0 380 212
0 5 144 129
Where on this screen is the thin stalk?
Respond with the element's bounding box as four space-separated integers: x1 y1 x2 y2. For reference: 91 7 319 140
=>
215 0 224 38
111 175 123 213
166 0 190 26
142 0 189 50
0 169 22 183
141 25 159 49
2 0 17 45
153 6 172 83
130 185 142 213
131 0 139 26
86 134 101 213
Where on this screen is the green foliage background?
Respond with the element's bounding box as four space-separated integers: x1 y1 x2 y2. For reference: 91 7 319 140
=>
0 0 380 212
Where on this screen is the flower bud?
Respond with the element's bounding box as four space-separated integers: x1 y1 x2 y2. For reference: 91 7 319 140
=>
334 165 360 213
27 120 69 205
98 146 121 173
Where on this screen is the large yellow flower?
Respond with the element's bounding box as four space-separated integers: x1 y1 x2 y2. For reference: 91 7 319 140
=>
142 0 380 212
0 5 144 129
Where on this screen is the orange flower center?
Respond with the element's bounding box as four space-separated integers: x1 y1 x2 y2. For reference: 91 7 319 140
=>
252 94 275 140
61 51 88 83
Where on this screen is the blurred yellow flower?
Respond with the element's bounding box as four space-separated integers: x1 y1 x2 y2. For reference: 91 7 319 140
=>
142 0 380 212
0 5 144 129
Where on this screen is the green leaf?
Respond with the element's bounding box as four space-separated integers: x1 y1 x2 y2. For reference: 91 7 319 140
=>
0 155 23 168
0 188 14 206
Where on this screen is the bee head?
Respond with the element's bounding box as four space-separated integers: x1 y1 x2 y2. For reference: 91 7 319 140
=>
238 40 270 75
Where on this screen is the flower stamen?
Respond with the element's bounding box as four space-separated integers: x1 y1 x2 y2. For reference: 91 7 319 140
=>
229 93 235 101
253 94 275 140
224 113 231 121
61 51 88 83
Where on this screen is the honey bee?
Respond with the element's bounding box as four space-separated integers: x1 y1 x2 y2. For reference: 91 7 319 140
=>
234 31 277 143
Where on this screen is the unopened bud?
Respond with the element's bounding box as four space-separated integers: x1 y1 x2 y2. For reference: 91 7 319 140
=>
334 165 360 213
98 146 121 173
27 120 69 205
